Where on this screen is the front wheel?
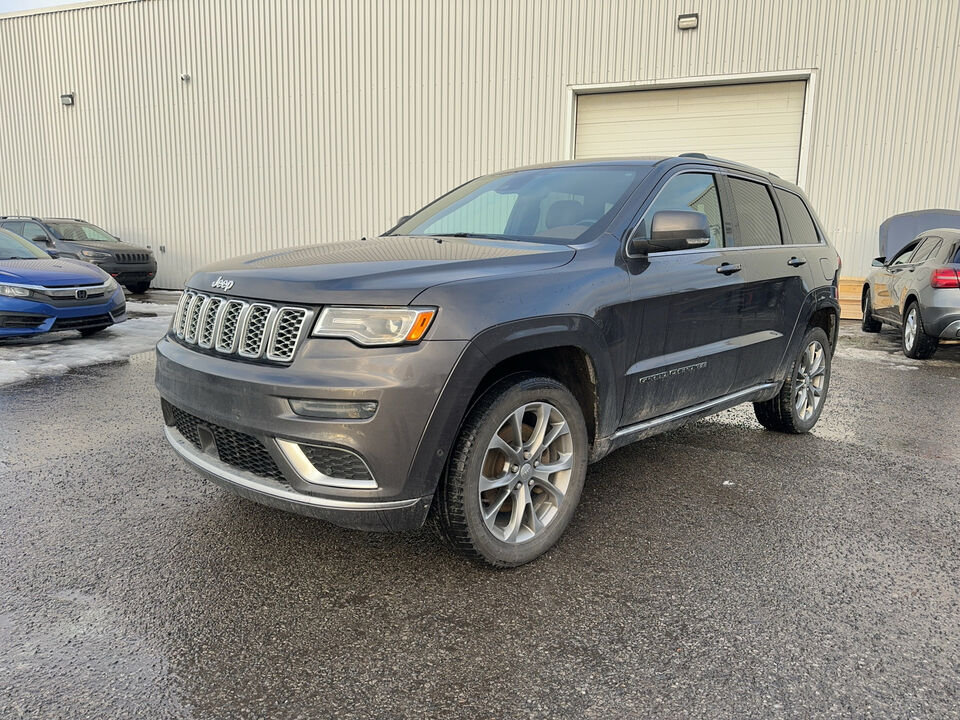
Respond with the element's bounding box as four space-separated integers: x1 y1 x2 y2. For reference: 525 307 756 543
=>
754 326 831 434
902 302 937 359
436 374 588 567
861 288 882 333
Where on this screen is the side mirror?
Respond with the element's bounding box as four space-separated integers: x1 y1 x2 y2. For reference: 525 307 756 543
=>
872 256 886 267
627 210 712 257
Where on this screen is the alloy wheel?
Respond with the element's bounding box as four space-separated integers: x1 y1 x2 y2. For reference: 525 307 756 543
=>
794 339 827 422
478 402 574 544
904 308 918 350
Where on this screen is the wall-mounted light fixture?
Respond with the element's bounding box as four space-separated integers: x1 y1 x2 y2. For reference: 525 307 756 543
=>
60 92 75 106
180 73 191 82
677 12 699 30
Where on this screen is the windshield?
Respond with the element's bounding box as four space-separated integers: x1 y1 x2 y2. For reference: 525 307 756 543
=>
48 222 119 243
390 166 647 243
0 228 50 260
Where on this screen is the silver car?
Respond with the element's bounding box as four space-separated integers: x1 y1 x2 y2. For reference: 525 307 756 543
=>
862 228 960 358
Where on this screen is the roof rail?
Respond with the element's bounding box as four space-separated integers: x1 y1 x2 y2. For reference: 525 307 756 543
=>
0 215 43 222
679 152 708 159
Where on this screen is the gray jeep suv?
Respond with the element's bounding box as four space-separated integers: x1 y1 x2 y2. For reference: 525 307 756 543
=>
156 156 841 566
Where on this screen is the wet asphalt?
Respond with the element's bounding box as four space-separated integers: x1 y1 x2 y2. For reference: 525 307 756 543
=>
1 322 959 719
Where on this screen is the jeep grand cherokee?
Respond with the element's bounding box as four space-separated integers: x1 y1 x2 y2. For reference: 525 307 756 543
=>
156 155 841 567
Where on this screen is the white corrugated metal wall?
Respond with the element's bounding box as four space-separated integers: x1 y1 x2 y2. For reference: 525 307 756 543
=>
0 0 957 287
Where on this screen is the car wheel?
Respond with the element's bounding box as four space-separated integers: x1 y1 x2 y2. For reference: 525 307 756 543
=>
902 301 937 359
754 326 831 434
79 326 108 337
861 288 882 332
126 282 151 294
436 373 588 567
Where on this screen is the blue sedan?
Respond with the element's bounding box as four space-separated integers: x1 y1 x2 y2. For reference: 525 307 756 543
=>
0 227 126 338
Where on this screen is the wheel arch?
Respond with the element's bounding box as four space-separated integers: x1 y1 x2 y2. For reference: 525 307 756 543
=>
404 315 620 500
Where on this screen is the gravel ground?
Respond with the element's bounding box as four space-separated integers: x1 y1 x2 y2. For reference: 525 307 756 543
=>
1 321 958 719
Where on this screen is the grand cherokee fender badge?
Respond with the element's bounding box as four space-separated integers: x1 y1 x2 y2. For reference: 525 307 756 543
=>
637 361 707 384
211 276 235 291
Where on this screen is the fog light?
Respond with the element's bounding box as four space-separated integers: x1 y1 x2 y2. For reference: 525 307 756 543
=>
289 398 378 420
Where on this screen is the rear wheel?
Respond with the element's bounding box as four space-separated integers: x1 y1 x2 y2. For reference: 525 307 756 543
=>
902 302 937 359
126 281 151 294
861 288 882 332
436 374 588 567
754 326 831 434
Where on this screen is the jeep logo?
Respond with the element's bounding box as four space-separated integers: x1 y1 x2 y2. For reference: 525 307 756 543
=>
211 276 235 291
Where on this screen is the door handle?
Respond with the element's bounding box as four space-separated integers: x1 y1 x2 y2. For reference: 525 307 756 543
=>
716 263 742 275
787 256 807 267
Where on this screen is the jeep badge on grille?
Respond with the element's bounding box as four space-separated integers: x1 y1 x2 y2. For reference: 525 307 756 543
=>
211 276 235 291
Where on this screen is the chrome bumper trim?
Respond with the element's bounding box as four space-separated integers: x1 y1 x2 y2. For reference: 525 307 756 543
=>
163 425 418 511
939 319 960 339
275 438 378 490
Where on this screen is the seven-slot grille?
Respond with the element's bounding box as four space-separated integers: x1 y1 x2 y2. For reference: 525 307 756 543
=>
115 252 151 264
173 291 309 363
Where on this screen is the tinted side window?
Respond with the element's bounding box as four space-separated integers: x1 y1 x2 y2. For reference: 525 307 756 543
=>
0 221 23 236
640 173 725 248
20 222 48 243
728 178 781 246
774 189 819 245
911 237 941 264
890 240 920 266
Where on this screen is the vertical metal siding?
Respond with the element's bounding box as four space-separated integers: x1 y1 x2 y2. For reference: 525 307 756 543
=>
0 0 958 286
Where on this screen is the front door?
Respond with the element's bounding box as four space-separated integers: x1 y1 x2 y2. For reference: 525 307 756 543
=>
620 171 743 426
874 239 921 322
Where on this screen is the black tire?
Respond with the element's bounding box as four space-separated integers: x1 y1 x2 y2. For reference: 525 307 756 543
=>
754 326 831 434
126 282 151 294
436 373 588 568
79 326 108 337
861 287 882 333
901 301 937 359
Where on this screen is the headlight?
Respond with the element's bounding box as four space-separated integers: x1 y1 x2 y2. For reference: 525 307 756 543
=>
0 284 31 298
104 276 119 292
80 250 111 261
312 306 436 346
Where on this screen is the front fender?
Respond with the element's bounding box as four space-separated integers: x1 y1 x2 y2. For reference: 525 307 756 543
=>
403 315 621 500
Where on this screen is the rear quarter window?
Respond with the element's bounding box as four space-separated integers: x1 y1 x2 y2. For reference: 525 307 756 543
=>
774 189 821 245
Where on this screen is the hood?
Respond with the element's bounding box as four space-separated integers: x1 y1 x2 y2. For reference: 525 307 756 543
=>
61 239 153 254
0 257 110 287
187 235 576 304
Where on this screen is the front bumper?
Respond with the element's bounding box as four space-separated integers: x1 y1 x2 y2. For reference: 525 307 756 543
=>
155 334 468 531
95 260 157 285
0 289 126 337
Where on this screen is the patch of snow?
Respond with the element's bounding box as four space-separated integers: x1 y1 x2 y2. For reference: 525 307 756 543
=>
0 314 171 389
722 480 735 486
125 300 177 316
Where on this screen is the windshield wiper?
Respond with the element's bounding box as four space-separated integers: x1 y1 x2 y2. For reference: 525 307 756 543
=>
427 232 515 241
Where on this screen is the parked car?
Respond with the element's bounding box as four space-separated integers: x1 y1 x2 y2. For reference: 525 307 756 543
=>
0 216 157 293
0 227 126 338
861 229 960 358
156 155 840 567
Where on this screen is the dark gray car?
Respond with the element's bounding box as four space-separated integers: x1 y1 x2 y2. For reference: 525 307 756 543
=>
0 216 157 293
156 156 841 566
861 229 960 358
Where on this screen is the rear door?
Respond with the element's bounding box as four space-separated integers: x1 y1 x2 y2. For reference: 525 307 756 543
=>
721 174 816 390
619 170 745 425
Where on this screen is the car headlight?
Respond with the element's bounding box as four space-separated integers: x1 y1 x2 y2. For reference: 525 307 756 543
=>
104 276 119 292
312 306 436 346
0 284 31 298
80 250 111 261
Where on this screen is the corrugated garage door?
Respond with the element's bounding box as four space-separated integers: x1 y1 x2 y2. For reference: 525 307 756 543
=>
575 81 806 182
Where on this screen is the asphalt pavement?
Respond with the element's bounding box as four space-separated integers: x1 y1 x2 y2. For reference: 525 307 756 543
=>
1 322 958 719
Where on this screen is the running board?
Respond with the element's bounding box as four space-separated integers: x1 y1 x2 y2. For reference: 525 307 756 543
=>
599 382 781 457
